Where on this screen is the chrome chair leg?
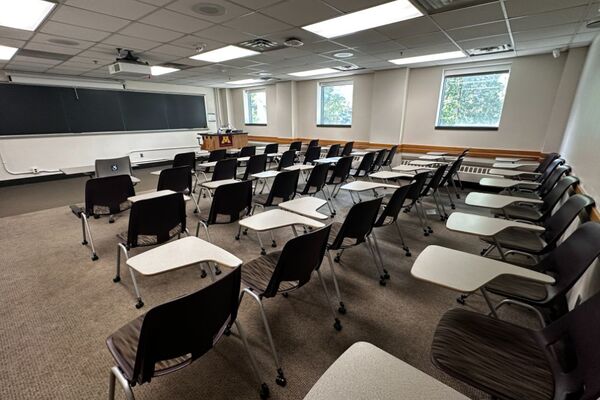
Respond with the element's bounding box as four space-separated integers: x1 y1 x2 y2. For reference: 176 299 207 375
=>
365 237 386 286
233 320 271 399
370 232 389 280
394 220 411 256
316 269 342 330
109 367 135 400
326 250 346 314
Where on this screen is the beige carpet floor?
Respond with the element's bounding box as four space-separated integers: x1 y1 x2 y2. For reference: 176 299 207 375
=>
0 177 535 400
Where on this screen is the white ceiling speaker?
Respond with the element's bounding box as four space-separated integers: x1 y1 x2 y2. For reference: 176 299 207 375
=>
284 38 304 47
191 3 226 16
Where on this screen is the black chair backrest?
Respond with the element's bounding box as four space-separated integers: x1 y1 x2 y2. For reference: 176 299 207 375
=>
352 152 375 177
539 165 570 197
308 139 319 148
262 225 332 298
172 152 196 170
382 145 398 167
374 184 414 227
207 180 252 225
95 156 133 178
327 156 353 185
329 197 383 250
126 193 186 248
208 149 227 162
458 148 470 157
440 157 463 186
304 146 321 164
157 166 192 194
421 164 448 196
341 141 354 156
242 154 267 181
542 194 595 251
541 175 579 215
277 150 296 171
129 266 242 384
85 175 135 216
288 141 302 152
406 171 431 201
264 169 300 207
326 144 340 158
212 158 237 181
538 158 565 184
539 222 600 307
535 152 560 173
300 163 330 195
239 146 256 158
264 143 278 154
370 149 388 172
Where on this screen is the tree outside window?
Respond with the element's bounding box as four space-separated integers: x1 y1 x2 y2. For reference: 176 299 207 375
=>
244 89 267 125
318 81 353 126
436 70 509 129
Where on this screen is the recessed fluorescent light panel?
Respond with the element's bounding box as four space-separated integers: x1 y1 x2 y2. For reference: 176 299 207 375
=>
226 79 262 85
190 45 259 63
0 45 18 60
288 68 338 77
303 0 423 38
389 51 466 65
0 0 56 31
150 66 180 76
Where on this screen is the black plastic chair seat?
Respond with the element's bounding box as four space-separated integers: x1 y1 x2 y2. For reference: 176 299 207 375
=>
107 315 191 382
117 225 183 247
499 190 541 198
93 201 131 216
485 274 549 301
431 309 554 400
327 222 360 249
296 183 318 195
253 193 286 207
481 227 546 254
349 169 368 177
494 204 543 221
241 251 299 295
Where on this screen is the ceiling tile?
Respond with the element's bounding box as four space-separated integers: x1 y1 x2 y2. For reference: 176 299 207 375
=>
512 23 580 42
227 0 282 10
195 25 256 43
320 0 390 13
41 21 111 42
376 17 440 40
6 62 51 72
509 6 588 32
0 27 34 41
0 38 27 49
505 0 589 18
458 34 511 50
149 44 195 57
138 0 174 5
103 34 163 51
432 2 504 30
446 21 508 41
24 41 83 55
50 5 131 32
333 30 394 47
516 35 575 50
139 9 213 34
31 33 95 50
12 55 63 66
398 31 453 48
167 0 253 24
64 0 157 20
261 0 341 26
223 12 293 36
169 35 224 52
353 40 406 55
119 22 184 42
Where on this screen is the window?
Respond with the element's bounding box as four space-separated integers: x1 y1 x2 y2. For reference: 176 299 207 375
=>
318 81 353 127
436 68 510 130
244 88 267 125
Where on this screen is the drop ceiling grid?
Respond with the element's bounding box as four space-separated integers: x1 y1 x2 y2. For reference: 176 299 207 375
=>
0 0 596 85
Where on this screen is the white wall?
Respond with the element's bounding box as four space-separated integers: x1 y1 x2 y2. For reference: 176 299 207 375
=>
0 80 217 181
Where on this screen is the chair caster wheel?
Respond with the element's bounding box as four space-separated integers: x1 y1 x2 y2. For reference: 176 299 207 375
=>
276 370 287 387
379 278 387 286
333 319 342 331
261 249 267 256
282 292 289 298
405 250 412 257
260 383 270 400
94 215 100 219
215 266 222 275
338 303 346 314
440 216 445 221
456 296 466 305
82 240 88 245
109 218 115 224
91 254 98 261
243 229 248 235
451 205 456 209
271 240 277 248
113 276 120 283
235 235 240 240
383 272 390 280
201 270 207 278
480 249 486 255
224 328 232 336
135 300 144 309
428 228 433 233
334 256 341 263
424 232 429 237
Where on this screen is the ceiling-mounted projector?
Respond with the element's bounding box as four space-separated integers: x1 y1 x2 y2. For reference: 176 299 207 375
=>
108 49 151 77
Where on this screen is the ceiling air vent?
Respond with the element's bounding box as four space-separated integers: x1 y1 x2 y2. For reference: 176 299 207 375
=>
333 65 364 72
16 49 71 61
411 0 496 14
467 43 513 56
237 38 285 52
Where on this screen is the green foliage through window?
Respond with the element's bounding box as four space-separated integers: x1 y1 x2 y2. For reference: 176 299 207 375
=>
244 89 267 124
319 82 353 126
436 70 509 129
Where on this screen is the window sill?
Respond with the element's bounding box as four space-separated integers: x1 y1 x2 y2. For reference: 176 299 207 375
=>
435 126 499 131
245 123 267 126
317 124 352 128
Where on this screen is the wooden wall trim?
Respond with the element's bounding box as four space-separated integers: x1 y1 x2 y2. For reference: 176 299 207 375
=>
247 135 543 159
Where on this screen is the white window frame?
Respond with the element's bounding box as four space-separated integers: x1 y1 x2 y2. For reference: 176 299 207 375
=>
435 64 511 130
317 80 353 127
243 87 267 125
